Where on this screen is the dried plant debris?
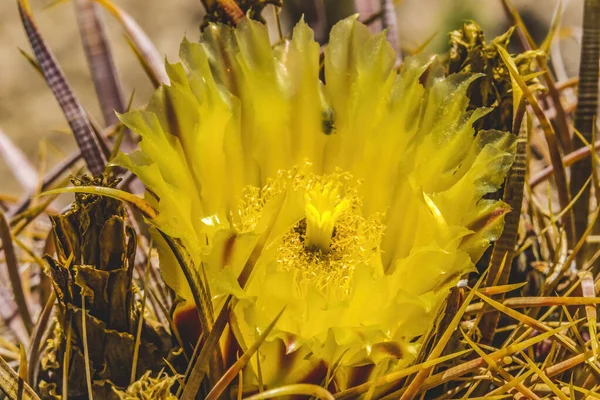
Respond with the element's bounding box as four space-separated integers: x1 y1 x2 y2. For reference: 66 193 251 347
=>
201 0 283 27
113 371 179 400
37 175 176 400
447 21 542 132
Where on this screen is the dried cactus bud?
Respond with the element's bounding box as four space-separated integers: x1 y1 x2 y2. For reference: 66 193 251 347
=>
448 21 542 131
38 175 176 399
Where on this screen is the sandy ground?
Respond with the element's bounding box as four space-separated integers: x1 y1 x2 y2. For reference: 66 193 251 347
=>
0 0 585 196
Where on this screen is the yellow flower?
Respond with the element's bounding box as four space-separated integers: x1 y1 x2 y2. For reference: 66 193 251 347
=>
114 16 515 390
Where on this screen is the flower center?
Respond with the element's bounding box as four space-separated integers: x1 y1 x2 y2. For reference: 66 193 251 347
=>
281 172 383 298
233 167 384 299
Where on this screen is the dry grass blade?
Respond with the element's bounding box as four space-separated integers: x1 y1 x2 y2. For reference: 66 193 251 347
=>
560 304 587 349
17 48 42 75
7 150 81 219
0 337 19 359
479 282 526 296
159 234 214 336
17 0 107 176
486 370 536 397
539 0 565 55
9 180 69 239
480 105 528 344
0 354 40 400
108 90 135 161
503 296 600 307
160 233 223 398
460 329 541 399
18 345 27 383
80 295 93 400
388 320 580 398
123 35 160 88
546 350 592 377
243 384 335 400
27 291 56 385
570 0 600 250
500 0 536 49
556 380 600 398
521 353 569 400
0 352 17 363
399 274 486 400
130 242 152 384
91 0 169 85
180 296 231 400
496 44 575 249
580 271 598 361
334 350 472 399
74 0 125 127
0 209 33 334
0 128 38 192
410 30 438 55
62 315 72 399
205 308 286 400
475 292 578 353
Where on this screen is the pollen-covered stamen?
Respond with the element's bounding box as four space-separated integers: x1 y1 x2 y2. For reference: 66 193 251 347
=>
304 182 349 253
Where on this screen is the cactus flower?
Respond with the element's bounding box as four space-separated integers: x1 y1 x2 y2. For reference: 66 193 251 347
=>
114 16 515 391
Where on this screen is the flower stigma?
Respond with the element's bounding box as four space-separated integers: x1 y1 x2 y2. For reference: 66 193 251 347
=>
304 180 349 253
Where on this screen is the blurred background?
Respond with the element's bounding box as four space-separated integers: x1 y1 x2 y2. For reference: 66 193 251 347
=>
0 0 586 195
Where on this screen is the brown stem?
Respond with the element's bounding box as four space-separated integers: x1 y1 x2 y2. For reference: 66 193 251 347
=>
570 0 600 258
